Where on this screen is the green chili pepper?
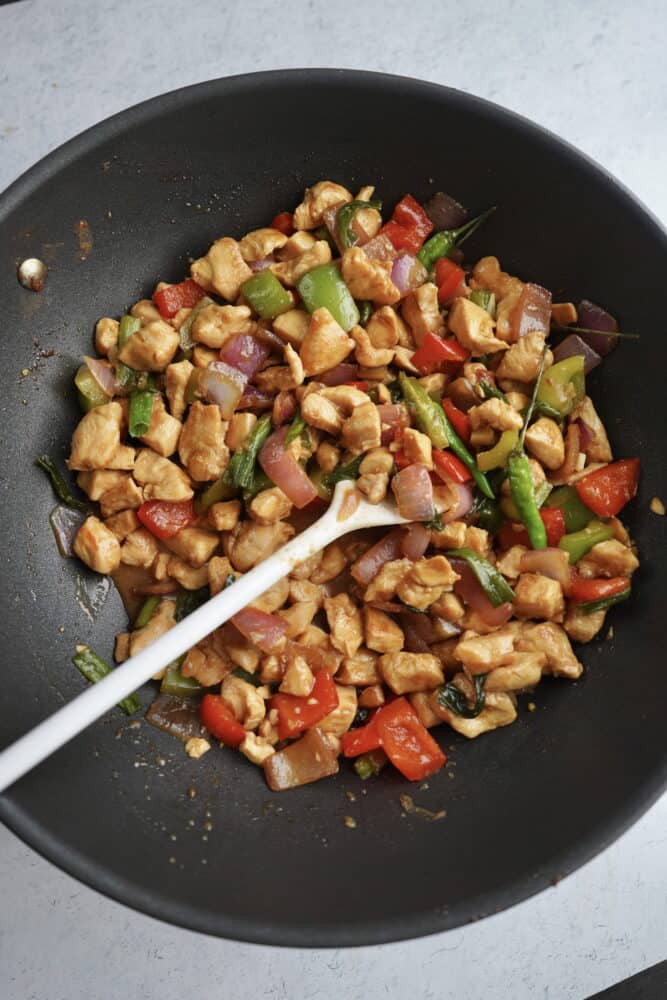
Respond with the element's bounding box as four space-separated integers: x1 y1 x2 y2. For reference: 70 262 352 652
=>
296 262 360 332
479 380 507 402
232 666 264 687
354 749 388 780
417 206 497 271
74 364 109 411
179 295 215 355
194 476 237 514
134 595 160 629
530 401 564 422
160 657 203 697
469 289 496 317
437 674 486 718
508 452 547 548
284 410 309 447
477 430 518 472
576 586 631 616
546 485 594 533
241 271 293 320
448 548 515 606
469 496 504 535
336 199 382 249
501 479 551 521
324 455 363 488
35 456 89 512
128 389 155 437
72 645 141 715
174 587 210 623
536 355 585 417
223 413 273 491
242 469 274 504
558 520 615 564
357 300 373 324
308 464 332 502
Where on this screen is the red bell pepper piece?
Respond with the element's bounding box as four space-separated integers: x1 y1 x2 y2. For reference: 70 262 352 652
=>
575 459 640 518
271 211 294 236
137 499 196 540
570 575 630 604
271 669 339 740
341 711 381 757
393 449 412 470
435 257 465 304
153 278 205 319
200 694 246 748
498 508 566 549
343 380 370 392
442 397 471 443
433 449 473 484
375 697 446 781
380 194 433 254
410 331 469 374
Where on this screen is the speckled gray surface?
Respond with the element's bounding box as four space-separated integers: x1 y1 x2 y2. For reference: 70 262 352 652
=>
1 1 665 997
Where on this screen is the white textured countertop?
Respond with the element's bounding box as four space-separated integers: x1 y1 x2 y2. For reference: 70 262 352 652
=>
1 1 665 997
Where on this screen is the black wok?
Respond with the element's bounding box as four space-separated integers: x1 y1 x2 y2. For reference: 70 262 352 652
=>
0 70 665 947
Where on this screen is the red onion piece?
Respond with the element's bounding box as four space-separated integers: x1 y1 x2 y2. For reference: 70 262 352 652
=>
83 356 115 397
574 417 593 449
238 385 273 410
400 523 431 560
575 300 619 357
511 283 552 339
392 464 434 521
219 332 270 379
377 403 410 445
319 363 361 386
49 504 86 557
200 362 246 418
350 528 405 585
390 253 428 297
254 325 287 353
259 426 318 509
450 559 513 627
520 548 572 594
424 192 468 230
362 234 397 262
399 611 436 653
232 607 289 653
441 481 474 523
249 257 274 273
552 334 601 374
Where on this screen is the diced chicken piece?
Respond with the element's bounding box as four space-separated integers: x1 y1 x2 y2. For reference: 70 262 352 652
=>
324 593 363 658
178 402 229 482
185 737 211 760
190 237 252 301
341 247 400 305
470 256 520 298
551 302 578 325
513 573 565 620
402 428 433 469
120 528 159 568
342 402 381 454
577 539 639 578
239 732 275 765
464 526 491 556
138 396 182 458
225 413 257 453
104 509 140 542
279 656 315 696
164 359 194 421
363 606 404 653
396 556 460 611
114 632 130 663
277 601 318 639
208 500 242 532
430 519 467 550
485 651 545 691
239 227 288 262
221 674 266 730
76 469 127 500
335 647 381 686
133 450 193 501
293 180 352 230
364 558 412 602
454 627 516 674
310 542 348 584
359 447 394 475
299 308 355 377
496 545 529 579
276 230 317 261
167 557 209 590
431 675 517 737
182 629 233 686
105 444 136 471
366 305 406 347
68 402 123 471
208 555 235 596
253 364 298 394
358 684 385 709
357 472 389 504
518 621 583 679
525 417 565 470
166 526 219 567
469 398 524 432
129 599 177 659
191 345 218 369
247 578 290 617
430 592 465 623
271 241 332 287
495 330 547 382
130 299 162 323
272 308 311 348
316 441 341 473
448 298 508 355
118 319 179 371
257 711 281 746
226 521 294 572
73 516 121 574
249 487 293 525
301 391 343 434
288 579 324 607
219 622 262 674
350 324 394 367
94 316 119 357
319 384 369 414
283 343 304 388
564 605 607 643
401 283 444 346
570 396 613 463
191 303 254 349
318 684 358 736
379 652 444 695
409 691 443 728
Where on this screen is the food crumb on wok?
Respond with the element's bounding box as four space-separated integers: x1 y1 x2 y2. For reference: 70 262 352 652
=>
650 495 664 515
39 181 642 794
343 815 357 829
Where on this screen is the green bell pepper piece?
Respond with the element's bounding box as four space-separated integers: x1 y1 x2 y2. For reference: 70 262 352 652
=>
417 206 496 271
470 496 504 535
356 299 373 324
297 262 360 332
558 520 615 563
72 645 140 715
469 289 496 317
74 364 109 411
178 295 215 355
448 548 515 606
241 271 293 320
546 485 594 533
160 657 203 697
576 586 631 616
477 430 518 472
536 355 586 416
